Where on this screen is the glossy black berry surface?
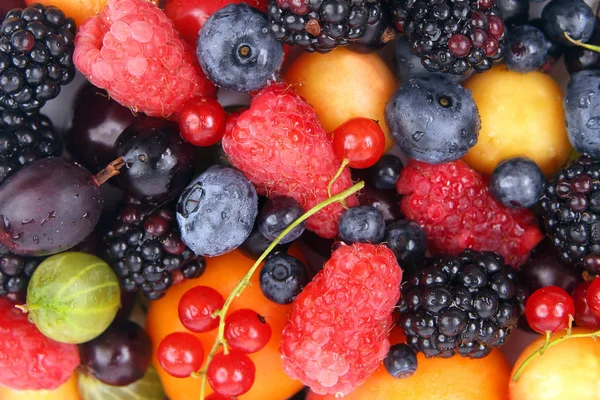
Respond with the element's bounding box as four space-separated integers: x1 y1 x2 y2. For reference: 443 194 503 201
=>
338 205 385 244
384 220 427 272
258 196 305 244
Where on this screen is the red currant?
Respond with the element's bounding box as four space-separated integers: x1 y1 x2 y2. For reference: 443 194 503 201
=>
207 351 256 397
573 281 600 329
586 277 600 318
332 117 386 169
224 309 272 354
179 97 226 147
178 286 225 333
525 286 575 334
157 332 204 378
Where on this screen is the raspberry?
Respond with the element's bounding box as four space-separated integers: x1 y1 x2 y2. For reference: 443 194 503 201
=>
0 298 80 390
74 0 216 118
222 83 358 239
397 160 543 267
280 243 402 395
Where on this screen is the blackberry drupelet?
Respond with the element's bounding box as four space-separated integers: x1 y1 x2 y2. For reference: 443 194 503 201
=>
268 0 389 53
398 249 521 359
390 0 506 74
540 155 600 275
0 4 76 114
0 252 42 296
103 197 205 300
0 108 62 184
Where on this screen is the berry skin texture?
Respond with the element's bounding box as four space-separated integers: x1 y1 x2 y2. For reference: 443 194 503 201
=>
332 117 386 169
564 70 600 159
397 160 543 267
280 243 402 395
586 277 600 318
258 196 305 244
259 253 309 305
176 165 258 257
179 97 226 147
489 157 546 209
222 83 358 239
525 286 575 334
385 76 480 164
197 3 284 92
383 220 427 271
224 309 272 354
74 0 216 118
207 351 256 397
338 205 385 244
573 281 600 329
178 286 225 333
505 25 552 73
541 0 595 47
157 332 205 378
384 343 418 379
0 298 80 390
363 154 404 190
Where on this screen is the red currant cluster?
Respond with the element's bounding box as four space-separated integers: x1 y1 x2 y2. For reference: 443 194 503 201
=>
157 286 272 397
525 278 600 334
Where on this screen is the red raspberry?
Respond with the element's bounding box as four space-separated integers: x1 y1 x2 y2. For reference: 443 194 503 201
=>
280 243 402 395
0 298 80 390
222 83 358 239
397 160 543 267
74 0 216 118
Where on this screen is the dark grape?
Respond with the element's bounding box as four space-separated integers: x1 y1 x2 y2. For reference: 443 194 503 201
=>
115 117 197 204
0 158 108 256
519 240 582 294
68 84 137 173
80 320 152 387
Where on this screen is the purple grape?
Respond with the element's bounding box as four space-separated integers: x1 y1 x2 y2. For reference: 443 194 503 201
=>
80 320 152 387
0 158 121 256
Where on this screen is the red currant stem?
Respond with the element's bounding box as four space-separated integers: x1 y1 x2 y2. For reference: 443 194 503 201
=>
564 32 600 53
14 304 29 313
93 157 126 186
511 325 599 382
327 159 350 209
196 179 365 400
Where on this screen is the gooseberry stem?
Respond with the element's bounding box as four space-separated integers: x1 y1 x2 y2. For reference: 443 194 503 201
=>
196 177 364 400
564 32 600 53
511 324 600 382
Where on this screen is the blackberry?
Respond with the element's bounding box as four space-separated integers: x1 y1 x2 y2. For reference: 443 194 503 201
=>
398 249 521 359
268 0 390 53
0 4 76 114
540 155 600 275
103 197 205 300
390 0 506 75
0 252 42 296
0 108 61 184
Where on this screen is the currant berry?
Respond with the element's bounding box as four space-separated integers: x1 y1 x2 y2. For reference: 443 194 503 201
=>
224 309 272 354
179 97 226 147
178 286 225 333
573 281 600 329
157 332 204 378
525 286 575 334
332 118 386 169
586 277 600 318
207 351 256 397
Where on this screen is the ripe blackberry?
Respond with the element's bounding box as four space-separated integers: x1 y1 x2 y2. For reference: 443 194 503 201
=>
0 252 42 297
0 4 76 114
540 155 600 275
398 249 521 359
0 108 62 184
390 0 506 75
268 0 390 53
103 197 206 300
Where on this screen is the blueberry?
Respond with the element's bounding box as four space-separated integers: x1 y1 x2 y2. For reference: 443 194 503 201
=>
176 165 258 257
506 25 552 73
197 3 284 92
362 154 404 190
489 157 545 208
496 0 529 26
385 75 480 164
259 253 309 304
338 206 385 244
383 220 427 271
564 70 600 159
541 0 595 47
258 196 305 244
393 39 464 84
384 343 418 379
